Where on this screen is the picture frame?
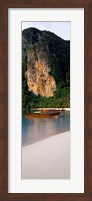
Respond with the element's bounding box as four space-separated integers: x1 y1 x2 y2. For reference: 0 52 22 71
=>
0 0 92 200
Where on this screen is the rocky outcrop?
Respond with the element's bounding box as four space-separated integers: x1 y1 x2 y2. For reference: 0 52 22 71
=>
22 27 70 110
25 47 56 97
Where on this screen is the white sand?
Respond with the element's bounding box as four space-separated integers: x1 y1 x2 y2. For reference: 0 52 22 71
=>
22 131 70 179
31 108 70 111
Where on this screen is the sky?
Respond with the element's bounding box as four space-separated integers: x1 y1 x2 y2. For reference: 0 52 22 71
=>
22 21 70 40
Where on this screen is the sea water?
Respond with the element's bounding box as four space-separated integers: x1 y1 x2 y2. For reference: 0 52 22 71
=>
22 111 70 146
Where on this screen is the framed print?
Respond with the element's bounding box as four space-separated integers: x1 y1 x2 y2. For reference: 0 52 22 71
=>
0 0 92 201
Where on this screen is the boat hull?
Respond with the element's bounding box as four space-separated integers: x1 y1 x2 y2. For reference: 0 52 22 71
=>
25 112 61 119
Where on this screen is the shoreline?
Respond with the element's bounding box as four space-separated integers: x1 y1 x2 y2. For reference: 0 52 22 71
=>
22 131 70 179
30 108 70 111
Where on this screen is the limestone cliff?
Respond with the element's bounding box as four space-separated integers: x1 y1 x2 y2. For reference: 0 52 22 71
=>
22 27 70 111
26 47 56 97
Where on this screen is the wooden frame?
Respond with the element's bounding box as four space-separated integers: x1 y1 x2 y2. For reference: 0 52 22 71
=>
0 0 92 200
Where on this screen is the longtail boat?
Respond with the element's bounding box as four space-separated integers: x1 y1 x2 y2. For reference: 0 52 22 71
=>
25 111 62 119
42 109 61 113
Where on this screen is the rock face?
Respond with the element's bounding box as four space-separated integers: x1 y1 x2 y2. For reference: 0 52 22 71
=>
26 48 56 97
22 28 57 98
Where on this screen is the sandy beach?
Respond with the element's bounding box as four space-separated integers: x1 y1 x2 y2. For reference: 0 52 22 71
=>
22 131 70 179
31 108 70 111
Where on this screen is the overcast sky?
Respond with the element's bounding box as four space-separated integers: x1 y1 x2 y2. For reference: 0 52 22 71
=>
22 21 70 40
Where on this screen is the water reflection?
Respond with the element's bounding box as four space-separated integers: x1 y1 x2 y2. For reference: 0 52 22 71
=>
22 111 70 146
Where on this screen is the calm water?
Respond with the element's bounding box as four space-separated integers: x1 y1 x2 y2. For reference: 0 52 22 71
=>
22 111 70 147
